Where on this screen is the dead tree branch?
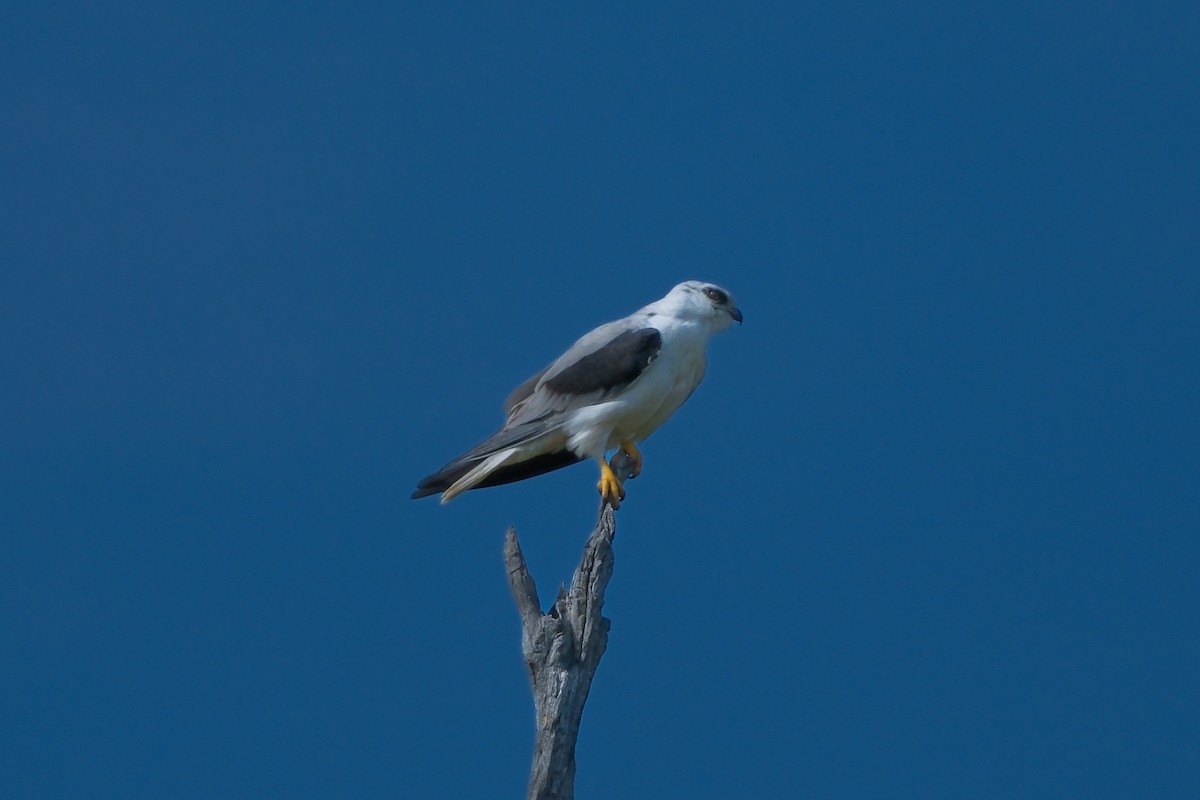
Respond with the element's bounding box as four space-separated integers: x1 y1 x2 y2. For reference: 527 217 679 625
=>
504 453 635 800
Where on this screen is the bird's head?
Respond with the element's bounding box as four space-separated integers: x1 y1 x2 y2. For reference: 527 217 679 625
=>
657 280 743 331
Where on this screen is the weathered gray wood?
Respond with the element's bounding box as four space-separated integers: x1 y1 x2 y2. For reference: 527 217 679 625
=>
505 454 635 800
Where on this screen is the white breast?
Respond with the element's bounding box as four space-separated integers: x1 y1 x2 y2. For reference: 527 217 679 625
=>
562 320 711 458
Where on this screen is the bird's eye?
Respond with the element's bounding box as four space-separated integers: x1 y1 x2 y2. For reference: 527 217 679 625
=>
703 287 728 304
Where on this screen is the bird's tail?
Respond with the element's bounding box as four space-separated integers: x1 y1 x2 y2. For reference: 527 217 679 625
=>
411 447 586 501
411 419 585 502
437 447 520 503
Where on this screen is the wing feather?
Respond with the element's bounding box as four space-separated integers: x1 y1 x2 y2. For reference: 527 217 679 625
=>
414 318 663 501
508 326 662 423
504 367 548 416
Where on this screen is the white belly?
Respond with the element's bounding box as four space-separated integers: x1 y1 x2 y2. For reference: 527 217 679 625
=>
562 325 710 459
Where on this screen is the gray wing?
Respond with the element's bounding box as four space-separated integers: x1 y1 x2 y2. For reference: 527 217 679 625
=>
505 319 663 423
413 319 662 500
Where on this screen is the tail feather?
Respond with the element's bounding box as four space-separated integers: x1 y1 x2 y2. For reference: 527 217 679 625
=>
439 448 519 503
411 417 587 502
411 449 585 500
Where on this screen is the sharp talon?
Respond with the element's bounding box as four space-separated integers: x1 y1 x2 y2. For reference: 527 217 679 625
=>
597 459 625 510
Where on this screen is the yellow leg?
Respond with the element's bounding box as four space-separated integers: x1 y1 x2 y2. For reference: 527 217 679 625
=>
618 440 643 478
597 458 625 509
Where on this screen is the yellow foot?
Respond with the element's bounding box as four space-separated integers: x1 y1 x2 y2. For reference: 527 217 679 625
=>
618 440 643 478
597 459 626 510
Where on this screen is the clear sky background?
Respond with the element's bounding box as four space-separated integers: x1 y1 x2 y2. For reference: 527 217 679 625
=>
2 2 1198 798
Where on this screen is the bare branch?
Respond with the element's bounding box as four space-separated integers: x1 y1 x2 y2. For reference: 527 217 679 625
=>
506 453 636 800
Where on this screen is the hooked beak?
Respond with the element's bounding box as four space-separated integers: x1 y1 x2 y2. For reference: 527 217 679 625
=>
729 306 743 324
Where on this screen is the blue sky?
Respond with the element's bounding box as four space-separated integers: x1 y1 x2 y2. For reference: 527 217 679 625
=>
2 2 1197 798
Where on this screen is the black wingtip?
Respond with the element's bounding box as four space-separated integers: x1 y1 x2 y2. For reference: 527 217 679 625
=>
410 450 586 501
411 472 455 500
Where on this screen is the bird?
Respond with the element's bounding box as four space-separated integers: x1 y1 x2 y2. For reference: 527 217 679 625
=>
412 280 742 509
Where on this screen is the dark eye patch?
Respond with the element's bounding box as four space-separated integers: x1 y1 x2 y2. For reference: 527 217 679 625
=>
703 287 728 304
